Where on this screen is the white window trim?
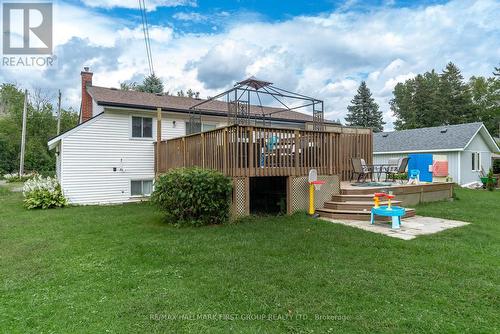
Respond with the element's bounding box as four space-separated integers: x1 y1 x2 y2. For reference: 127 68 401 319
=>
130 115 154 140
130 179 154 197
471 152 481 172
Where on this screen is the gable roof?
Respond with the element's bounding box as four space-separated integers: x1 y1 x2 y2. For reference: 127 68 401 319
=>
374 122 499 154
87 86 334 124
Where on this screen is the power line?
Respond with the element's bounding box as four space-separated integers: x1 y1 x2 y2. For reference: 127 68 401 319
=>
139 0 154 75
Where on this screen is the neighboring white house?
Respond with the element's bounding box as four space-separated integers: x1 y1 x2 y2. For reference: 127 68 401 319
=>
48 69 339 205
373 123 500 185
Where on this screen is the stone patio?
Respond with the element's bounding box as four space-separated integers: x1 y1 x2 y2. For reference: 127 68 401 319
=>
320 215 469 240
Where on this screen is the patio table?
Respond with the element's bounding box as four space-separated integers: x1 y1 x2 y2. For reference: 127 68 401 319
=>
367 164 398 181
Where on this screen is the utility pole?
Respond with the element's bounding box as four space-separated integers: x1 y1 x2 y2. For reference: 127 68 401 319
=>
19 89 28 176
57 89 62 135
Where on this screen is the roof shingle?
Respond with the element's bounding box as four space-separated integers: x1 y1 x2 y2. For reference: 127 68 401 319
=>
374 122 484 153
88 86 331 123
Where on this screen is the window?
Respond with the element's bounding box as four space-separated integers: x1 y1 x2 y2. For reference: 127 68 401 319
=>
131 180 153 196
471 152 481 171
202 123 217 132
185 122 217 135
132 116 153 138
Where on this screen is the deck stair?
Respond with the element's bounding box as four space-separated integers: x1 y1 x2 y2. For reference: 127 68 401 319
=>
317 189 416 221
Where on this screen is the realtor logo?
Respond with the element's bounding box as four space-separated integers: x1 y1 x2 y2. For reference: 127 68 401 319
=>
2 2 53 55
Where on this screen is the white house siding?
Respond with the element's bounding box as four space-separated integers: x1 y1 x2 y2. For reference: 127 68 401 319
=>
60 109 196 204
92 99 104 117
58 108 236 205
461 133 492 184
161 118 186 140
373 151 460 184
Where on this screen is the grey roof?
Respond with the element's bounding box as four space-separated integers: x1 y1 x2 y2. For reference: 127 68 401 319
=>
374 122 484 153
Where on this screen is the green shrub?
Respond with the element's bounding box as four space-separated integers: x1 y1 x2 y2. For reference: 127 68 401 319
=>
23 175 67 209
485 169 496 192
151 168 232 227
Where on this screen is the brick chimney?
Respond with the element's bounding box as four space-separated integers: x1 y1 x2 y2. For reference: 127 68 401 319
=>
80 67 93 123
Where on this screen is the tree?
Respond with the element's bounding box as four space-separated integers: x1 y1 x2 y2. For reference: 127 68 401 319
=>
469 75 500 137
390 62 492 131
345 81 385 132
0 84 78 174
136 73 164 94
120 82 137 91
438 62 474 124
177 89 200 98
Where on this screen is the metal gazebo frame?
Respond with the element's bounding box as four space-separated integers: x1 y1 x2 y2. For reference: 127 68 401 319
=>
187 77 324 134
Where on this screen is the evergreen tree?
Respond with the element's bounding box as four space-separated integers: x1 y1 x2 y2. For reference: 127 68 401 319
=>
438 62 474 124
345 81 385 132
391 62 486 131
136 73 164 94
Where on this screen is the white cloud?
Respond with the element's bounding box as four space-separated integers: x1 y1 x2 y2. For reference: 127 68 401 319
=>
173 12 207 22
81 0 196 11
1 0 499 131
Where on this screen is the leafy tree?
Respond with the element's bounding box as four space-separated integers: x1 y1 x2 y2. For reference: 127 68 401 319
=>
469 76 500 137
391 71 442 130
345 81 385 132
0 84 78 174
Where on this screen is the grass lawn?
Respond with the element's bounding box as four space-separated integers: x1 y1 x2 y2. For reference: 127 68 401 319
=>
1 186 499 333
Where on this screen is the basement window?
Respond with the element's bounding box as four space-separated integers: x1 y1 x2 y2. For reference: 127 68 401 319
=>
132 116 153 138
131 180 153 196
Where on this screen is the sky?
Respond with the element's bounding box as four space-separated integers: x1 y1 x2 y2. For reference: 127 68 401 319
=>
1 0 499 129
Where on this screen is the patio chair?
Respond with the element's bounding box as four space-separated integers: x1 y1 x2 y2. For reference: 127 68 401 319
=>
351 158 372 182
382 157 401 181
386 157 409 182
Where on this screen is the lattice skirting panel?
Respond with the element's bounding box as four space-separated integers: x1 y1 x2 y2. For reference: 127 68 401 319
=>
289 175 340 213
232 177 249 218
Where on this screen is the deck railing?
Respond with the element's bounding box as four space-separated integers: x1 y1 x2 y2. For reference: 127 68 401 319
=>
155 124 372 180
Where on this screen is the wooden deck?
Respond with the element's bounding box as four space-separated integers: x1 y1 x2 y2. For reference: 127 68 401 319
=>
316 181 453 220
155 124 372 180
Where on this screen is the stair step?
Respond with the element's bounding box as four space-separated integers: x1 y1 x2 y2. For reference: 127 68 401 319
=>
324 200 402 210
341 188 396 195
332 194 376 202
316 208 416 221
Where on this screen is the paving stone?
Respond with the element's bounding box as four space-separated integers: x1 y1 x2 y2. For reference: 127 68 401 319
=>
321 215 470 241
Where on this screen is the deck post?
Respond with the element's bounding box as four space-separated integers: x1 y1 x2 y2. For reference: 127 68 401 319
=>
248 126 254 176
294 130 300 176
223 129 228 175
182 137 186 167
201 133 205 169
328 132 333 175
156 107 162 176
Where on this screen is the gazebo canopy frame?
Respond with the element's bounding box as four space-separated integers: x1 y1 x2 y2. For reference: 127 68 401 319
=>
187 77 324 133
